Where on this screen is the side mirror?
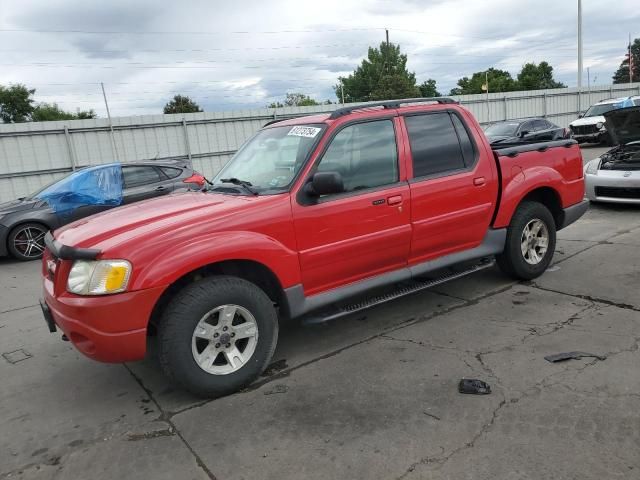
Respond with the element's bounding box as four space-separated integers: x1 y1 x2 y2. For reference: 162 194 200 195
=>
578 113 584 118
305 171 344 196
519 130 530 138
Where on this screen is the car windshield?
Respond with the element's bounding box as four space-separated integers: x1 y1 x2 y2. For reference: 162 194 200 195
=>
213 124 325 193
584 103 620 117
484 122 520 136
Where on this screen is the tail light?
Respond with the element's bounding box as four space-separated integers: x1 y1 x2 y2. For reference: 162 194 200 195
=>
183 173 206 188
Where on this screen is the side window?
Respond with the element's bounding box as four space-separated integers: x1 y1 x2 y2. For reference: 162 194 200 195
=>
160 166 182 179
450 114 477 167
123 166 164 188
316 120 398 193
532 119 548 131
520 121 534 134
405 113 465 178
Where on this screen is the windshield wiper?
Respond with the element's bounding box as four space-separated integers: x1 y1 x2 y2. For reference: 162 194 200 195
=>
217 178 259 196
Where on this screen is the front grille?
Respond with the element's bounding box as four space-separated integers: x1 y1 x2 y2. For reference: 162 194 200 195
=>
595 186 640 199
571 124 599 135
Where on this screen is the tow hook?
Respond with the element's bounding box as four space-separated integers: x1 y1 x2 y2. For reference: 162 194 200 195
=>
61 334 69 342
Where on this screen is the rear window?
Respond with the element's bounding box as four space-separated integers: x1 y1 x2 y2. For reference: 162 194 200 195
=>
405 113 466 178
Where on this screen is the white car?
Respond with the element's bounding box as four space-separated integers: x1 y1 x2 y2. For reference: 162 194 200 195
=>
584 106 640 204
570 97 634 145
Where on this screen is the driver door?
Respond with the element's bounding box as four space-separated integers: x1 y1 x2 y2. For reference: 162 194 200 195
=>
291 118 411 296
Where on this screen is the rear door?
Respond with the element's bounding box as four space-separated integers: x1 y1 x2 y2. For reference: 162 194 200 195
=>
402 110 499 265
291 117 411 295
122 165 174 204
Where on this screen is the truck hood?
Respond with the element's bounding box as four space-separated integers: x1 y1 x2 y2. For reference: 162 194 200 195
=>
570 115 605 127
54 191 281 254
604 106 640 146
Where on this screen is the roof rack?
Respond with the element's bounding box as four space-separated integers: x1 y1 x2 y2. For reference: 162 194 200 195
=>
328 97 457 119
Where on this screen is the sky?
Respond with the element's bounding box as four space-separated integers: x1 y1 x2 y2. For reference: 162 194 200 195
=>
0 0 638 117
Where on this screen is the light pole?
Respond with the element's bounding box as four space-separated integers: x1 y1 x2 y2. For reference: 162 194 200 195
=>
577 0 583 90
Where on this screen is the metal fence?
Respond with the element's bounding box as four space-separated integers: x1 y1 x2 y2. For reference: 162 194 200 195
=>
1 82 640 203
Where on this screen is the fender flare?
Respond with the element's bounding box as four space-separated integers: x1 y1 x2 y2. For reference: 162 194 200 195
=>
493 166 564 228
130 231 301 291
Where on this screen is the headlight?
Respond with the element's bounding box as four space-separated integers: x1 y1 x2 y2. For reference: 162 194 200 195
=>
67 259 132 295
585 159 601 175
596 122 604 130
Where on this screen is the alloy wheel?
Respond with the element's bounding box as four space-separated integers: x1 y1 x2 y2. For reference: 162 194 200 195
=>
13 226 47 259
520 219 549 265
191 304 259 375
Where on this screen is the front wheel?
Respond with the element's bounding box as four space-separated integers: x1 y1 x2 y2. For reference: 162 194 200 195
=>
158 276 278 397
496 201 556 280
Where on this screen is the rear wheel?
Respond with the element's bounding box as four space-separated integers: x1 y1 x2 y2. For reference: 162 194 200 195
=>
496 201 556 280
158 275 278 397
8 223 48 261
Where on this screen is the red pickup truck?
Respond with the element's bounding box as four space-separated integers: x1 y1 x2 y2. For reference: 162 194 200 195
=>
41 98 588 397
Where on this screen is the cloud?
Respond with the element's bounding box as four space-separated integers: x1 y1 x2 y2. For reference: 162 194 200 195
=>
1 0 638 115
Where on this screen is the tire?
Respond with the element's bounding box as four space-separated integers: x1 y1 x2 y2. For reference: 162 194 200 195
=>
7 223 49 261
157 275 278 398
496 201 556 280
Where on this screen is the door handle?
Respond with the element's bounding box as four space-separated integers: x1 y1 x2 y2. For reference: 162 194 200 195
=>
387 195 403 206
155 185 167 191
473 177 486 187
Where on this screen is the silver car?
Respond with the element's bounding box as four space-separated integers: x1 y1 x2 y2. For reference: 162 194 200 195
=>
584 106 640 204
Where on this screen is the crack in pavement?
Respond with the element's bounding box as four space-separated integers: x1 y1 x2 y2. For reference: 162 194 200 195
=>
122 364 219 480
530 284 640 312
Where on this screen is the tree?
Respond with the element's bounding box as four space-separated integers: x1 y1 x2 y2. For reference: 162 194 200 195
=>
31 103 97 122
418 79 441 97
0 84 35 123
613 38 640 84
163 95 202 114
449 68 517 95
335 42 420 102
268 92 320 108
517 62 566 90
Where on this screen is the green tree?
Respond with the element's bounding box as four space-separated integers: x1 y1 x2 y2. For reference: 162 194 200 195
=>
418 79 441 97
268 92 320 108
0 84 35 123
517 62 566 90
31 103 97 122
335 42 420 102
450 68 517 95
163 95 202 114
613 38 640 84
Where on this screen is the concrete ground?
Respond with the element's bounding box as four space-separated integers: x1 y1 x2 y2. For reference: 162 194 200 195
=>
2 145 638 480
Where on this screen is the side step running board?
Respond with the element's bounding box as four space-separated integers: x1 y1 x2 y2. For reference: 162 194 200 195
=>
302 259 494 325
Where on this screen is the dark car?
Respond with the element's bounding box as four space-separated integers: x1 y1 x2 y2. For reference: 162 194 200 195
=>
0 160 205 261
484 118 568 145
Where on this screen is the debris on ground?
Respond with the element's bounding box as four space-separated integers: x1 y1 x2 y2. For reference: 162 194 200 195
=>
544 351 607 363
458 379 491 395
263 384 289 395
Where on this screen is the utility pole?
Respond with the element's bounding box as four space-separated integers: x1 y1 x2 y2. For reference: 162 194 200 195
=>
385 28 390 74
587 67 591 105
577 0 583 90
101 82 119 161
630 33 633 85
485 71 490 121
340 81 345 106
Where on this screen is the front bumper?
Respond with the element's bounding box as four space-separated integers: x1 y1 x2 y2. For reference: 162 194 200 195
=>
585 170 640 204
42 276 165 363
0 224 8 257
572 131 606 143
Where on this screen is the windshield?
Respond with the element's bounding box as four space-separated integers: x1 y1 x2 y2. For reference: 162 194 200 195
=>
584 103 621 117
213 124 325 193
484 122 520 136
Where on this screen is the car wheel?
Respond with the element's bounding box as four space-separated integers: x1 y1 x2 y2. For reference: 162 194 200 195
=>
496 201 556 280
7 223 49 261
158 275 278 398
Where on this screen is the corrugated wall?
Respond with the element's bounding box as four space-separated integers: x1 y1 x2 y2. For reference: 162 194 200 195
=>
1 83 639 203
